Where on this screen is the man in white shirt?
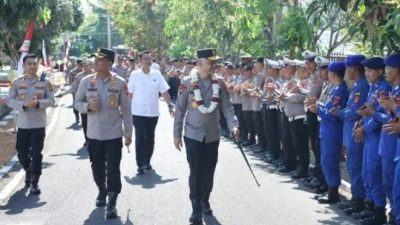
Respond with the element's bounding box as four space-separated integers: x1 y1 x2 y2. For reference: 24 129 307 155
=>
128 50 174 174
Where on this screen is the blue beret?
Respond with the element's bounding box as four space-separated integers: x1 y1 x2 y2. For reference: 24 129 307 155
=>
384 53 400 67
345 55 365 67
328 62 346 75
362 57 385 70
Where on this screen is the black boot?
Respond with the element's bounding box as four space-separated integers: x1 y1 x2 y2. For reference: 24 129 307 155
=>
352 200 374 220
360 207 387 225
24 170 31 188
201 198 213 216
96 186 107 207
189 199 203 224
106 192 118 219
343 197 365 215
291 168 309 179
318 187 340 204
29 175 41 195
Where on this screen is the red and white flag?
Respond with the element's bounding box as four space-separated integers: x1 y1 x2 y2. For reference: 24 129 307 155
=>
17 20 35 75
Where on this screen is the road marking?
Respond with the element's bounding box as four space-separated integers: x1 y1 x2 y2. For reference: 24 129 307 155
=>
0 96 66 203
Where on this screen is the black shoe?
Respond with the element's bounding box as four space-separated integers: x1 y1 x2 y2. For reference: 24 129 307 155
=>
29 183 41 195
190 200 203 224
96 191 107 207
106 192 118 219
279 167 296 173
201 199 213 216
313 183 328 194
352 210 374 220
337 199 356 210
318 187 340 204
291 171 308 179
360 207 387 225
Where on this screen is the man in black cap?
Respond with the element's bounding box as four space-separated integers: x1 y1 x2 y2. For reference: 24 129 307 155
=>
174 48 238 224
75 48 133 219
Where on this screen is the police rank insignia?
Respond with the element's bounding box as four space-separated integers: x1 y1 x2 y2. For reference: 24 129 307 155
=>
353 92 360 103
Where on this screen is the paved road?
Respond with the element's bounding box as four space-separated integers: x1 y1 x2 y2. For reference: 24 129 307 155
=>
0 95 359 225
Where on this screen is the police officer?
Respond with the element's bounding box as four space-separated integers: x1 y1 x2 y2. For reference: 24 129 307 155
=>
231 64 247 143
310 62 348 204
173 48 238 225
68 59 84 124
241 64 256 147
277 58 297 173
251 57 266 152
303 57 332 194
7 54 55 194
263 59 283 162
284 59 309 179
303 51 324 183
375 53 400 224
353 57 392 224
334 55 369 214
74 48 133 219
112 55 129 80
56 57 94 146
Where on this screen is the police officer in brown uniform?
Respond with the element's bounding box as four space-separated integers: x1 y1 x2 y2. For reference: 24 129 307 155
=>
7 54 55 194
174 48 238 224
75 48 133 219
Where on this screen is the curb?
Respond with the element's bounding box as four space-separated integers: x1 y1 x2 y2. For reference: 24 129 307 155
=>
0 155 18 179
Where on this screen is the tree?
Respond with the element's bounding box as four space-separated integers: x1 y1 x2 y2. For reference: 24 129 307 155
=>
0 0 83 65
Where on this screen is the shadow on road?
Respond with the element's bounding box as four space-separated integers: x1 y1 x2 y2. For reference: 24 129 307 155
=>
66 122 81 131
204 214 223 225
49 146 88 160
124 170 178 189
0 187 46 215
83 207 135 225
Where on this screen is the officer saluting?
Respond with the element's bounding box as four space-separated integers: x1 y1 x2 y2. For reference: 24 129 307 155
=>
173 48 238 225
7 54 55 195
74 48 133 219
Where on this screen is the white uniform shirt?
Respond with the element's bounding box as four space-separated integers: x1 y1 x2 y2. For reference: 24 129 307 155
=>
128 69 170 117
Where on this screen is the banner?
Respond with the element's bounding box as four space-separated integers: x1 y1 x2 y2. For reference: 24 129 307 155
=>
17 20 35 75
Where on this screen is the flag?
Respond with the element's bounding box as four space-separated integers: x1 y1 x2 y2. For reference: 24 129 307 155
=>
42 40 47 68
17 20 35 75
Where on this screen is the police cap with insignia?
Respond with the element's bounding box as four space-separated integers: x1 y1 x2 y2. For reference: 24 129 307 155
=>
302 50 318 61
328 62 346 78
362 57 385 70
197 48 218 61
91 48 116 63
345 55 366 67
314 56 330 68
384 52 400 68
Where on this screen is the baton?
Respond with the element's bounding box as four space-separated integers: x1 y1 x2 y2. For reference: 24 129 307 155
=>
232 136 261 187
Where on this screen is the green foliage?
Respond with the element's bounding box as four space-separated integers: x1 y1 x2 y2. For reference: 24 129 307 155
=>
0 0 83 64
277 9 311 56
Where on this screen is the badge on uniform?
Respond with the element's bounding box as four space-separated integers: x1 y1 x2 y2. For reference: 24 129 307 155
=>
89 79 96 88
333 96 341 107
353 92 360 103
108 95 118 108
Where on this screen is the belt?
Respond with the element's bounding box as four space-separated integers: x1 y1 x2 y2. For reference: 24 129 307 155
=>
268 105 278 110
288 115 306 122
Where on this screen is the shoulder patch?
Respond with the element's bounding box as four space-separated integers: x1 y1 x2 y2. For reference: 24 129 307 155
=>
353 92 360 103
333 96 341 107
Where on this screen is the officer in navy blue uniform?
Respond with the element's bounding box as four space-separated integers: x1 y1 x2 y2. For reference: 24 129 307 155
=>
353 57 392 225
310 62 348 204
334 55 369 214
376 53 400 224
